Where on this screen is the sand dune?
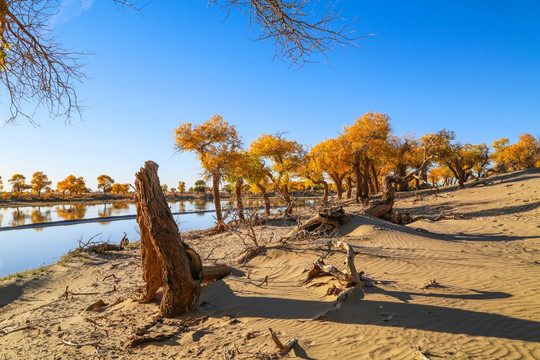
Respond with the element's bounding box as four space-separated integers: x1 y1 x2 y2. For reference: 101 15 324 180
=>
1 169 539 359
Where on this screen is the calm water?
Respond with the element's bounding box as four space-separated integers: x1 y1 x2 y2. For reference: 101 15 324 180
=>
0 198 317 277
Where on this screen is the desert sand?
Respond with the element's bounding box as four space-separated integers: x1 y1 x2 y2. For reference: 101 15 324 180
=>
1 169 539 359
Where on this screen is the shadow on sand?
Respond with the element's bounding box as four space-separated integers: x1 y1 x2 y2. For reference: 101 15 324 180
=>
199 280 540 343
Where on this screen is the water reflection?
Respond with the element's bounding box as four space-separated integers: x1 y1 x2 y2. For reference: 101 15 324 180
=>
98 204 112 218
31 208 52 224
10 208 28 227
56 204 87 221
111 203 129 215
192 199 207 215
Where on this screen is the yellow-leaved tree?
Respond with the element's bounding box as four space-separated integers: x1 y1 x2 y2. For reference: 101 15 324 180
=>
250 133 305 215
173 115 241 228
57 175 86 195
9 173 30 193
310 136 352 199
178 181 186 194
97 175 115 194
491 133 540 172
31 171 52 196
343 112 391 202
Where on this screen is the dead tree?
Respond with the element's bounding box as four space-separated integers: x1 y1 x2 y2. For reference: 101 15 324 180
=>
282 206 346 241
134 161 201 317
363 158 432 221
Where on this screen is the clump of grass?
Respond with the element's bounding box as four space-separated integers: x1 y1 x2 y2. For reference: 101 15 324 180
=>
0 264 50 283
125 240 140 249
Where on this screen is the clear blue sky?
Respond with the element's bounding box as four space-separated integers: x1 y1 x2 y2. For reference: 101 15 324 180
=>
1 0 539 191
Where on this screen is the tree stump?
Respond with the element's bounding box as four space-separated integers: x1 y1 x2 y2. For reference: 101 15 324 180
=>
134 161 200 317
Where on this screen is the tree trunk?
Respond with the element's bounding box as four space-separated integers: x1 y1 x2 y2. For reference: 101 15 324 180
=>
353 161 362 203
235 179 245 221
322 181 329 202
257 184 271 216
282 184 293 215
330 174 343 199
212 173 223 225
346 177 352 199
370 163 379 194
134 161 200 317
361 160 370 198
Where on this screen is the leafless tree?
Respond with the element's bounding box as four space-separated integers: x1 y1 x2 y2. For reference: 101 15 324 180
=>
1 0 363 123
211 0 364 65
0 0 86 124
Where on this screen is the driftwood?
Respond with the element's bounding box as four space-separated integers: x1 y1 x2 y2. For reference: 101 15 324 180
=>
312 287 363 320
282 206 346 241
304 241 362 288
58 286 99 300
363 158 432 221
134 161 200 317
201 264 232 284
434 211 465 221
268 328 297 355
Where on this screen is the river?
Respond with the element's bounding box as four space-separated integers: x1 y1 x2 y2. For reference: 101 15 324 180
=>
0 198 316 277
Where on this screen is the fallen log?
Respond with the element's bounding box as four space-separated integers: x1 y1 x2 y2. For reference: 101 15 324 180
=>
282 206 346 241
201 264 232 284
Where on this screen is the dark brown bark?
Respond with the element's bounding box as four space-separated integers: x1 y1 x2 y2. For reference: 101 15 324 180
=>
282 184 293 215
256 184 271 216
134 161 200 317
353 160 362 203
370 163 379 194
235 179 245 221
346 176 352 199
329 173 344 199
212 173 224 225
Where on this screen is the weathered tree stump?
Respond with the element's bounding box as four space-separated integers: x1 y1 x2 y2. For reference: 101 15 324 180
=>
282 206 346 241
134 161 201 317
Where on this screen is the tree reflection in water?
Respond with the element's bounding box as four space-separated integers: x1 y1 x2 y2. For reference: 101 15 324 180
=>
56 204 86 221
31 207 52 225
10 208 27 226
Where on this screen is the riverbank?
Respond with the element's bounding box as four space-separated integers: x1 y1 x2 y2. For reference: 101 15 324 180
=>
1 169 539 359
0 192 323 208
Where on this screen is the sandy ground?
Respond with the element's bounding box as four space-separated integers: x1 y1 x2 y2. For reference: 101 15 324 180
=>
1 169 539 359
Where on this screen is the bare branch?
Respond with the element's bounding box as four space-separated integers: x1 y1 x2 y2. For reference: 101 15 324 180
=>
210 0 369 66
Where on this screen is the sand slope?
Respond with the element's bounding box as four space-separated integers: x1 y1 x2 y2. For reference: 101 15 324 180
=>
1 169 539 359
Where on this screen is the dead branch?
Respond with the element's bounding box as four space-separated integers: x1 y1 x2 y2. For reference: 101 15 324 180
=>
102 274 117 281
58 286 99 300
282 206 346 242
85 300 108 312
129 334 175 348
268 328 297 355
434 211 465 221
84 318 110 328
0 324 33 335
237 246 265 265
257 275 269 287
61 339 101 347
304 241 362 288
412 345 432 360
422 279 440 289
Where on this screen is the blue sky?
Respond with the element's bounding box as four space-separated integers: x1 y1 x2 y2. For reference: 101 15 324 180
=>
1 0 539 191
